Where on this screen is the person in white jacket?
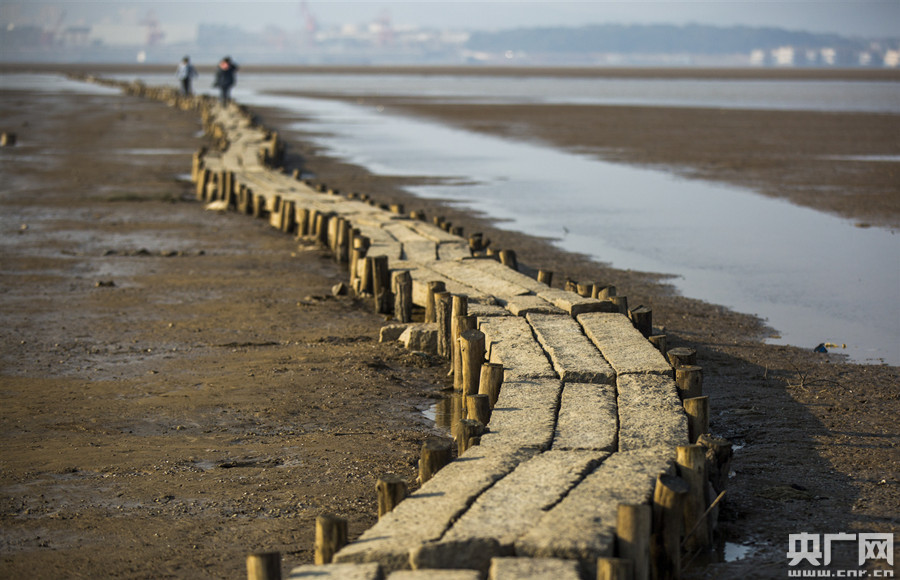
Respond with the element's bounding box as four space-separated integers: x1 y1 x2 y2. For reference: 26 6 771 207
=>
175 56 198 95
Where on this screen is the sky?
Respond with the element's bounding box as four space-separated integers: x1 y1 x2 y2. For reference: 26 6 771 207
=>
3 0 899 39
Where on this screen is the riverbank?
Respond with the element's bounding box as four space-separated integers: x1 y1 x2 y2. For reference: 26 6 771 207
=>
1 71 898 578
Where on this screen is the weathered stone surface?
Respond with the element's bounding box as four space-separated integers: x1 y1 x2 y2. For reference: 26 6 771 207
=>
440 450 606 550
617 373 689 451
437 241 472 261
402 240 439 263
577 312 672 377
409 538 501 574
526 313 615 385
464 257 547 293
478 380 562 453
334 446 533 573
504 294 564 316
536 288 617 317
478 316 556 382
408 270 488 308
552 383 617 452
429 260 532 301
488 557 582 580
468 302 509 318
399 323 437 354
514 447 675 573
379 323 408 343
288 562 382 579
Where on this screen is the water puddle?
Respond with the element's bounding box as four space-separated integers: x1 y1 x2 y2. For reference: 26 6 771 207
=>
244 93 899 365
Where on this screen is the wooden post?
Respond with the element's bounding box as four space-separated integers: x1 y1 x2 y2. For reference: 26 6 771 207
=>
537 269 553 286
435 291 453 359
350 236 370 294
459 329 486 396
610 295 629 314
478 362 503 408
457 418 484 455
371 255 392 314
253 194 267 218
376 474 408 519
697 434 733 496
674 365 702 400
451 294 469 390
648 334 667 354
597 558 633 580
466 393 491 425
594 285 616 300
425 281 446 323
419 437 452 484
393 270 413 323
195 168 210 201
651 473 690 580
683 396 709 443
297 207 310 236
336 218 350 263
468 233 484 253
676 445 710 553
576 281 594 298
314 514 348 565
281 200 296 234
667 347 697 368
630 305 653 338
498 249 518 271
315 213 329 247
246 552 281 580
617 503 651 580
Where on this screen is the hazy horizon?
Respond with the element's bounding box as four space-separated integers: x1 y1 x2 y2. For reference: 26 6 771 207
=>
2 0 899 40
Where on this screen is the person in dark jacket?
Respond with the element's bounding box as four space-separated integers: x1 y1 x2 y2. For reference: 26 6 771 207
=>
213 56 238 105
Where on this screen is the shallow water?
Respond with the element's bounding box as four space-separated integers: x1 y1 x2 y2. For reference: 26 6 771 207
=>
244 92 899 365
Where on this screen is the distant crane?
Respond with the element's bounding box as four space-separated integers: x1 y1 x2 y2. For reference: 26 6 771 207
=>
299 1 317 45
376 9 393 46
140 10 165 47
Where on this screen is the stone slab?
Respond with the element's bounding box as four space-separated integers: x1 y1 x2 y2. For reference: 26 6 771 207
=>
478 316 556 382
437 242 472 261
478 380 563 454
526 313 615 385
514 446 675 573
577 312 673 377
552 383 618 452
429 260 532 301
504 294 564 316
402 240 439 263
379 323 408 343
536 288 618 317
334 446 534 573
489 557 582 580
439 450 606 550
288 562 382 579
463 258 548 294
399 323 437 354
617 373 689 452
406 220 465 244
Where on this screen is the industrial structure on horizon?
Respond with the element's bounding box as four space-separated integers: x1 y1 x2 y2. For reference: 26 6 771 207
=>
1 3 897 68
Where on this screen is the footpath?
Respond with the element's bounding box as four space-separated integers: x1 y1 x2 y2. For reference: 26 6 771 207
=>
77 76 732 580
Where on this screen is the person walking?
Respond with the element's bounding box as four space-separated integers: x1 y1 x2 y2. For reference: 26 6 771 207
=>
213 56 238 105
175 56 198 95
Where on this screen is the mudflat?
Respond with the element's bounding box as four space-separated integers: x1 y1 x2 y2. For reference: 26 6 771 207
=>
2 67 898 579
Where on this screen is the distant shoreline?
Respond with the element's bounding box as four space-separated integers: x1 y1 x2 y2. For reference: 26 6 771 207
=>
2 61 900 82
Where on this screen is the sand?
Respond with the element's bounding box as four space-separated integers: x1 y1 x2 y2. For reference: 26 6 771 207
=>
1 67 898 578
